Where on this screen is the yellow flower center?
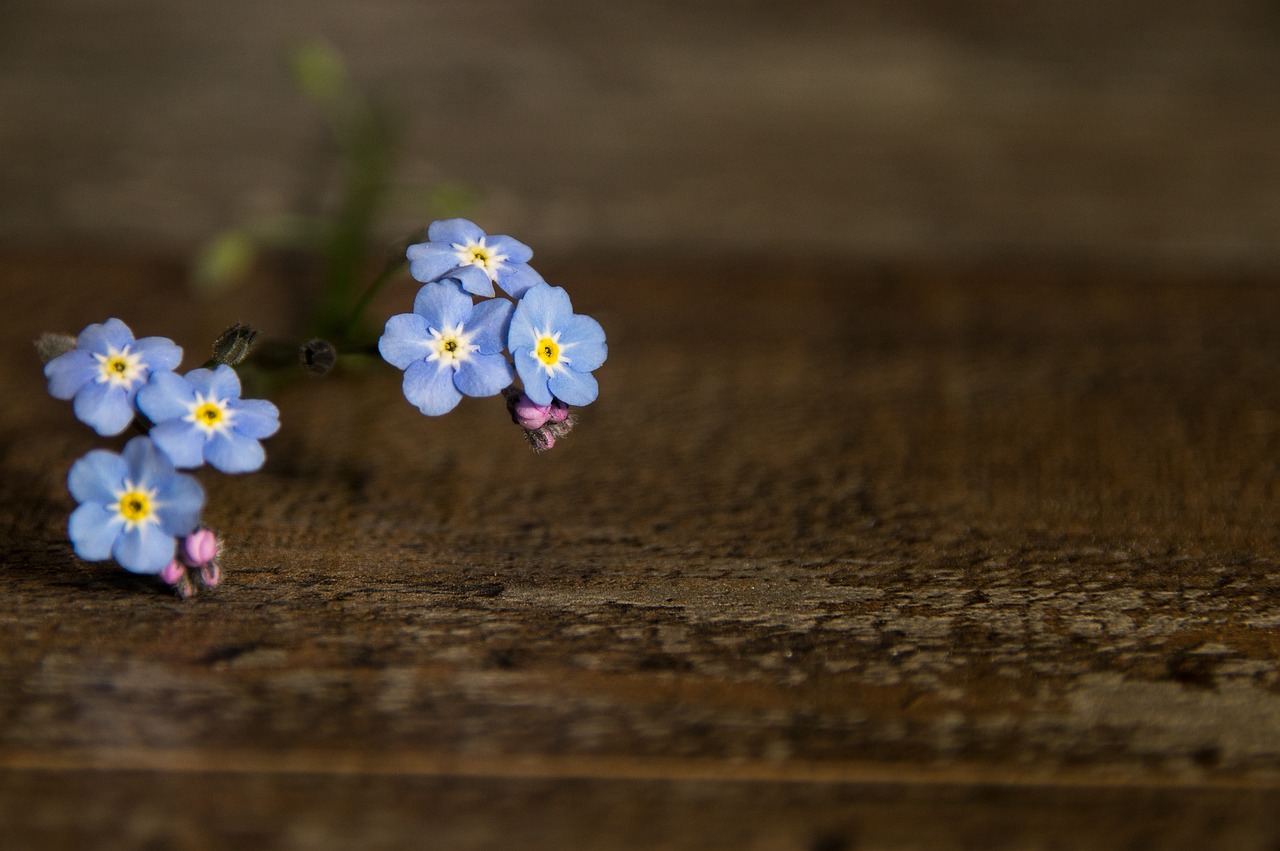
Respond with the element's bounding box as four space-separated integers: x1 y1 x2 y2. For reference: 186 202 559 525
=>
536 336 560 366
95 346 144 388
195 402 223 426
469 247 490 267
108 357 128 374
443 338 458 353
118 490 151 524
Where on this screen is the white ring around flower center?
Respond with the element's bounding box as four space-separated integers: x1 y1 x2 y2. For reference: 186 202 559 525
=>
452 238 508 282
94 346 145 389
426 322 479 368
112 481 161 531
184 392 235 435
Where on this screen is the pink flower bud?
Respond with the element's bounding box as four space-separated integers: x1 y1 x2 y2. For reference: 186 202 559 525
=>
512 394 552 430
160 560 185 585
546 400 570 423
181 529 219 567
199 561 222 589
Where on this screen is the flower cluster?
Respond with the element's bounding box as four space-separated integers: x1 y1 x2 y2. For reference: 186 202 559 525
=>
42 319 278 596
381 219 607 448
41 219 605 597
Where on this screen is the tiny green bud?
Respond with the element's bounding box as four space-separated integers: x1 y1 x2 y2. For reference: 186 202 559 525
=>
300 338 337 375
212 323 259 366
35 332 78 364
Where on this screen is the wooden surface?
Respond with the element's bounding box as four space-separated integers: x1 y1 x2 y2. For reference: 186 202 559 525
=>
2 250 1280 848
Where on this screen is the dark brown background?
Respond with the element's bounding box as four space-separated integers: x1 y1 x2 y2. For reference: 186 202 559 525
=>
3 3 1280 849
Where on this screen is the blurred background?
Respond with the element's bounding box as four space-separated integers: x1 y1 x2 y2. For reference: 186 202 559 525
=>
1 0 1279 266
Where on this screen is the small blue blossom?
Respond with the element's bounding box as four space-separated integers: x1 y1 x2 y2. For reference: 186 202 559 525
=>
137 365 281 473
406 218 545 298
67 436 205 574
508 282 607 407
379 280 515 415
44 318 183 436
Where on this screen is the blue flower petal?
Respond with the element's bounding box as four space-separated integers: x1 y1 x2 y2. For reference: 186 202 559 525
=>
45 349 97 400
413 280 474 329
69 503 121 561
468 298 514 354
68 449 128 504
122 436 176 489
561 314 608 371
512 347 553 406
451 265 495 297
131 336 183 372
113 524 176 574
378 313 433 369
205 430 266 474
153 472 205 533
454 352 514 398
494 262 544 299
77 318 134 354
549 368 600 406
508 283 573 350
427 218 485 245
229 398 280 439
190 364 241 401
137 369 194 423
403 359 462 415
407 242 462 283
73 382 136 436
149 419 206 469
486 234 533 265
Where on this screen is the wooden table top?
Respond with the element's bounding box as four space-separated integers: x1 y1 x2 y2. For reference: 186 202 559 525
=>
1 248 1278 849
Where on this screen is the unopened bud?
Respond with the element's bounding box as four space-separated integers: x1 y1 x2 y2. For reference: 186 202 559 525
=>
160 560 186 585
300 338 337 374
212 323 258 366
181 529 219 567
174 573 197 600
35 332 78 364
199 561 222 589
512 395 552 430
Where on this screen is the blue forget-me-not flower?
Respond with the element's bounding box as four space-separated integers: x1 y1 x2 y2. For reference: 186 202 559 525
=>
508 283 607 407
406 218 544 299
44 318 183 436
137 365 281 474
379 279 514 415
67 436 205 574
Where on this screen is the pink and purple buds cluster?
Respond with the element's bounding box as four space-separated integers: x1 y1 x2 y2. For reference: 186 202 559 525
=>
380 219 607 451
41 318 279 597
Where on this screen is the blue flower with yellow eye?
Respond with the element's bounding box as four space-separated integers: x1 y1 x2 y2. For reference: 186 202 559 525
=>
44 318 183 436
379 279 515 415
137 364 281 474
67 436 205 574
508 283 607 407
406 218 545 298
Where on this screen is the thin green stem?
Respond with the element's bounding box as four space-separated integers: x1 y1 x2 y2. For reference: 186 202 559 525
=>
339 254 407 341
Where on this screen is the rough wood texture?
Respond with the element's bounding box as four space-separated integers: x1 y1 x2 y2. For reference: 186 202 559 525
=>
1 250 1280 848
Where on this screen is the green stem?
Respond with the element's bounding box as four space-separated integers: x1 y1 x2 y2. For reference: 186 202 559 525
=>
339 254 407 341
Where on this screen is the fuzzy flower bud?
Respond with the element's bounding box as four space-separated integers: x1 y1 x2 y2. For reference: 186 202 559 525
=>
199 561 222 589
512 394 552 430
212 323 258 366
160 560 186 585
180 529 219 567
300 338 337 375
34 332 79 364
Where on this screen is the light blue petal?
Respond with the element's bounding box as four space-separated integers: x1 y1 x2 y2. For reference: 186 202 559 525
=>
205 430 266 474
549 369 599 406
77 318 134 354
561 314 608 371
513 348 553 406
69 503 121 561
494 262 544 299
407 242 462 283
132 336 183 372
113 525 175 574
508 284 572 350
73 383 136 436
229 398 279 439
468 298 514 354
427 218 485 245
452 265 495 297
454 352 514 398
412 280 473 329
378 313 433 370
403 359 462 416
122 436 175 489
68 449 127 505
137 370 194 423
187 364 241 401
45 350 96 399
149 420 206 469
154 472 205 533
486 234 533 265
